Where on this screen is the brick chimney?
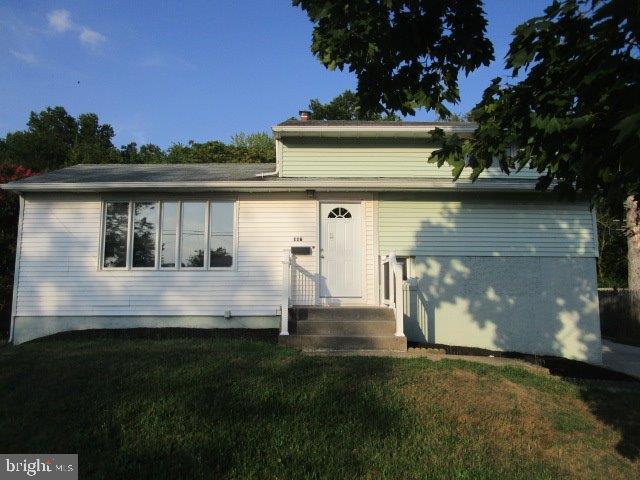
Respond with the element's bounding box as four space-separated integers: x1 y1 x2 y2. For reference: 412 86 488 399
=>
299 110 311 122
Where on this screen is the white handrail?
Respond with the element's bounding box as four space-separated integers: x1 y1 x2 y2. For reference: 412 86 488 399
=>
383 251 405 338
280 250 291 335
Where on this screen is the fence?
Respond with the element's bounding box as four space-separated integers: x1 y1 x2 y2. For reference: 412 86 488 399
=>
599 288 640 343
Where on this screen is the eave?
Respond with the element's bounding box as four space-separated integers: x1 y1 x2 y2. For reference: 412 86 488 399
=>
271 124 476 138
1 178 542 194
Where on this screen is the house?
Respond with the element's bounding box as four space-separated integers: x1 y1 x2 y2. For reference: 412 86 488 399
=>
1 115 602 363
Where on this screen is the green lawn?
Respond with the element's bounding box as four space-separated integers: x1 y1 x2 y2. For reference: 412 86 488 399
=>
0 332 639 479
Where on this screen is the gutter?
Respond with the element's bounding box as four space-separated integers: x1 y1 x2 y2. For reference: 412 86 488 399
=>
1 178 542 193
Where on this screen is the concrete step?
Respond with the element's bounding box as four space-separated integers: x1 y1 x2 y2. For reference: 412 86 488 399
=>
292 307 394 322
294 320 396 336
279 334 407 352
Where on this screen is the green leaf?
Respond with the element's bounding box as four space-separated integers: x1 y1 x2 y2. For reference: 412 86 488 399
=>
613 113 640 146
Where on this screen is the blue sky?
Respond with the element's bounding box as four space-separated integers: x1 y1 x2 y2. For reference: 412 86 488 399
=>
1 1 550 148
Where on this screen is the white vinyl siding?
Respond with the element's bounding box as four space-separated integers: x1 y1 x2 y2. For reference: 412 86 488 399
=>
15 193 380 317
378 193 597 257
281 137 541 179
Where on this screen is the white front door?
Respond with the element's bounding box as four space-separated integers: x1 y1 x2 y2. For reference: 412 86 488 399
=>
320 203 362 298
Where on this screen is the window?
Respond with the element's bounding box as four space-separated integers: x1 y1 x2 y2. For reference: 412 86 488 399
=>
328 207 352 218
209 201 234 267
180 202 206 268
103 202 129 268
101 199 236 270
160 202 178 268
132 202 157 268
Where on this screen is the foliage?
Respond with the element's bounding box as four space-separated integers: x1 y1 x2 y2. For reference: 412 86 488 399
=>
0 107 276 170
69 113 120 165
0 107 78 171
230 132 276 162
0 165 34 332
293 0 494 117
308 90 399 121
165 138 274 164
428 0 640 208
0 334 638 478
597 202 628 287
441 111 472 122
120 143 167 164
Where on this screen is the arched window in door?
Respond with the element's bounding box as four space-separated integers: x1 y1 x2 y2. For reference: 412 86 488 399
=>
328 207 352 219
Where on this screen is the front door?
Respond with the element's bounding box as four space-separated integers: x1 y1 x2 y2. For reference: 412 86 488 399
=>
320 203 362 298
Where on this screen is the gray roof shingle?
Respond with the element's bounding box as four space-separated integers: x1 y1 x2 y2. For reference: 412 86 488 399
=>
8 163 276 185
276 119 476 127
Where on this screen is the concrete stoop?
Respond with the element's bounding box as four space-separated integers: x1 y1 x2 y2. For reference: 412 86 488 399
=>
278 307 408 353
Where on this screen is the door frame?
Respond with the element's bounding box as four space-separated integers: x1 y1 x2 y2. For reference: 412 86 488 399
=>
316 199 367 305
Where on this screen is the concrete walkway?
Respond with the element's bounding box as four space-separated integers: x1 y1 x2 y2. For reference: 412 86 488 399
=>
602 340 640 379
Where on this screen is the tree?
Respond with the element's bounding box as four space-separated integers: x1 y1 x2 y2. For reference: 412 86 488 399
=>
307 90 399 121
0 165 34 335
0 107 122 170
230 132 276 162
427 0 640 295
119 143 167 164
138 144 167 163
597 202 628 287
119 142 140 163
293 0 494 117
1 107 78 171
69 113 119 164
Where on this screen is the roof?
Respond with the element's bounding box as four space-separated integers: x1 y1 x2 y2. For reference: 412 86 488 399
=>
1 163 541 194
5 163 275 185
272 119 476 137
276 119 476 127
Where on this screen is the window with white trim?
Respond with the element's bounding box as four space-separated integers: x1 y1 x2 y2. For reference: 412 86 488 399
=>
209 201 234 267
132 202 157 268
101 200 236 270
160 202 178 268
180 202 206 268
103 201 129 268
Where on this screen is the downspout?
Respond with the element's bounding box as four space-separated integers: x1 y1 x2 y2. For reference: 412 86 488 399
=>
255 134 283 178
9 195 25 344
255 164 279 178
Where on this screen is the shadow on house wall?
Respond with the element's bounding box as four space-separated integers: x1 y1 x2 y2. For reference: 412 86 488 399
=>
398 199 640 460
397 198 601 363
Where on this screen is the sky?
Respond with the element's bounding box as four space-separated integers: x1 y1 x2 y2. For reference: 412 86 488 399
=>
1 0 551 149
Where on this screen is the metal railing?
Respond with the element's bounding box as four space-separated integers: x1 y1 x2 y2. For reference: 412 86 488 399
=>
282 249 405 338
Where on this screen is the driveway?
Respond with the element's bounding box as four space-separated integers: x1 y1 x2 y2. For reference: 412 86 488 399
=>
602 339 640 379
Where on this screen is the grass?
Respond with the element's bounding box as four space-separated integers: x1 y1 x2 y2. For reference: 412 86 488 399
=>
0 332 639 479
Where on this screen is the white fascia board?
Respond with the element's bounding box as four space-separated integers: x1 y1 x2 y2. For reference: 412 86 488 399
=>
1 178 540 193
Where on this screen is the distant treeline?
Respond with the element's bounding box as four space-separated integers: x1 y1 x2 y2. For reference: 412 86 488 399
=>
0 106 275 173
